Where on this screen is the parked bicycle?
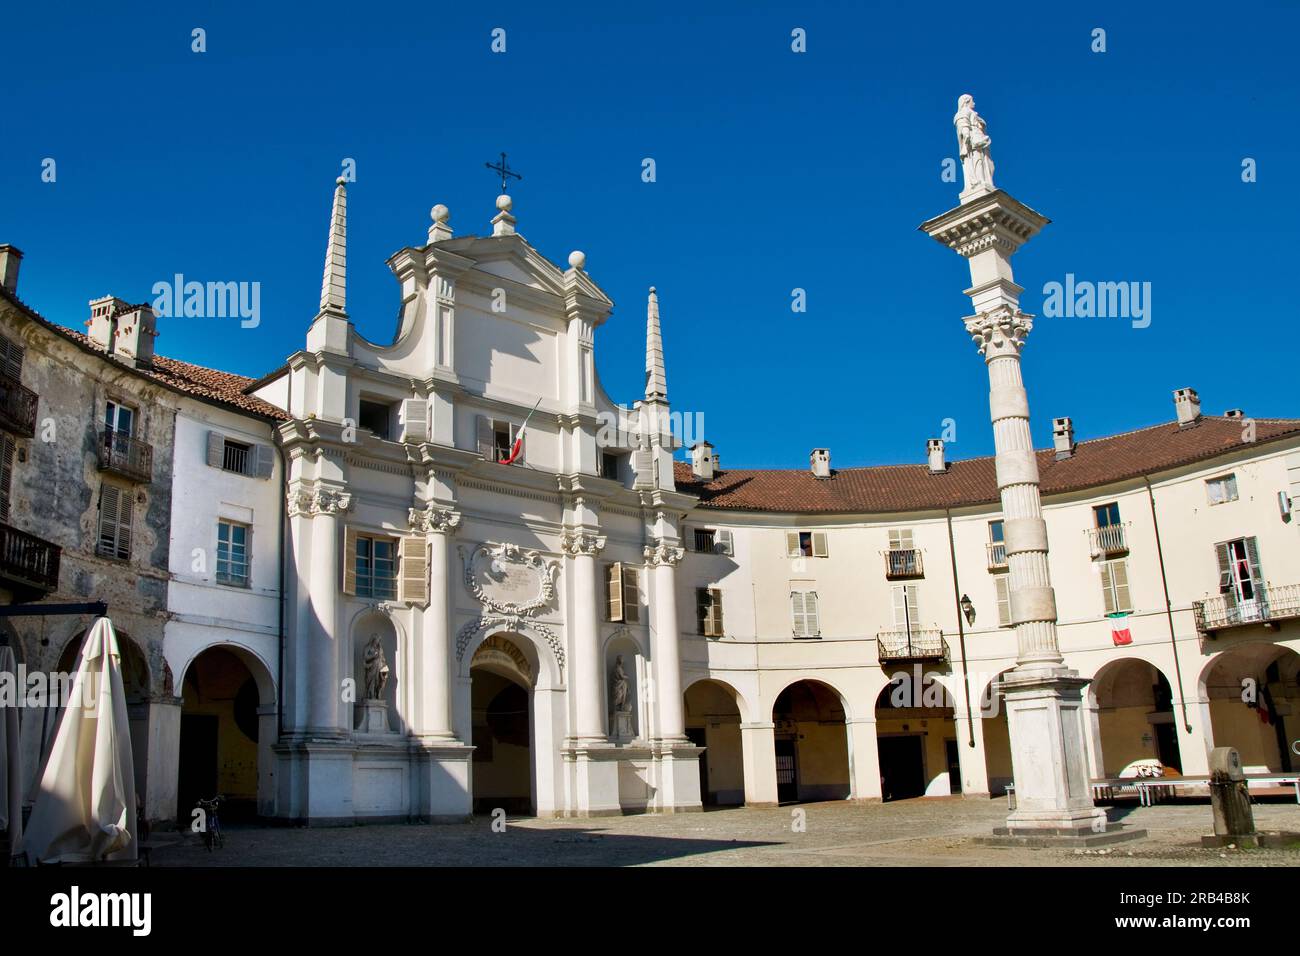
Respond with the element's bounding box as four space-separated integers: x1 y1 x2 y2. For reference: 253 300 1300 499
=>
194 795 224 851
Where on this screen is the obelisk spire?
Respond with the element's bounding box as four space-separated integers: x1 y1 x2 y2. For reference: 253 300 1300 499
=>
318 177 348 317
644 286 667 402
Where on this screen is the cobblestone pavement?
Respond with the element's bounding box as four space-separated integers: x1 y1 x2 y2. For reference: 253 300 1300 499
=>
150 797 1300 867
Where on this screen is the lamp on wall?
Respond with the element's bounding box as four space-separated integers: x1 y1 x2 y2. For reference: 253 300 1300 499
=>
959 593 976 626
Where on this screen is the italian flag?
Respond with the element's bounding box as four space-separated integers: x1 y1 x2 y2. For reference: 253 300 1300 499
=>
499 399 542 465
1108 612 1132 646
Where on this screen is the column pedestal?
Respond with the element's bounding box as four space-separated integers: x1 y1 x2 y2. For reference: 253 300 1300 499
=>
741 722 779 808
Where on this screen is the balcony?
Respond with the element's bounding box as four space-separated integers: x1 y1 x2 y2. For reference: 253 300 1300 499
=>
97 427 153 483
877 627 948 663
1088 523 1128 557
1194 583 1300 636
0 373 38 438
0 520 61 598
987 542 1007 571
884 548 923 579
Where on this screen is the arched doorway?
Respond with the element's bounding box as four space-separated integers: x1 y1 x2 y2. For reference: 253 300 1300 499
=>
1089 658 1182 776
771 679 849 804
470 634 533 815
1203 644 1300 773
875 668 959 800
684 679 745 806
177 646 275 823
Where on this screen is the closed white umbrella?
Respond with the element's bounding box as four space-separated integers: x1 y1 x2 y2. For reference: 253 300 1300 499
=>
1 644 22 862
20 618 137 864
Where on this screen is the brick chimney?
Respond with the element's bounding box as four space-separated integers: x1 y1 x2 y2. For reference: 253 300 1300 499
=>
690 440 716 481
810 448 831 479
927 438 947 473
1052 417 1075 459
0 245 23 294
1174 387 1201 427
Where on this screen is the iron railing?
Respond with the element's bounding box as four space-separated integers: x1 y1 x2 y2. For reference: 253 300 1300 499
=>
884 548 923 579
877 627 948 663
0 520 61 594
222 441 249 474
987 541 1007 570
0 373 38 438
1194 582 1300 634
1088 523 1128 557
97 427 153 483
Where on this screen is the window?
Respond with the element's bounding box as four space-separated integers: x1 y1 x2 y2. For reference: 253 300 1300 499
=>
600 453 620 481
892 584 920 634
0 333 23 381
693 528 733 555
0 433 14 522
104 400 135 437
886 529 922 577
605 562 641 623
1215 538 1261 605
1100 559 1132 615
995 576 1011 626
785 530 827 558
988 520 1007 569
206 431 272 478
222 439 251 474
352 534 397 599
1206 474 1238 505
476 415 525 465
96 483 132 560
216 520 250 586
697 587 724 636
790 589 819 638
694 528 715 552
1093 502 1121 528
358 399 393 440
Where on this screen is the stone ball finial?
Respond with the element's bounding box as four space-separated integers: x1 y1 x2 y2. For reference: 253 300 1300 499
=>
649 286 656 294
496 194 513 212
568 250 586 270
431 203 450 223
336 176 347 187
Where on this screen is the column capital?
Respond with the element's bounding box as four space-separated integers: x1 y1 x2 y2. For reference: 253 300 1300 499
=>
561 530 606 556
965 306 1032 360
643 541 684 567
288 485 352 517
409 504 461 535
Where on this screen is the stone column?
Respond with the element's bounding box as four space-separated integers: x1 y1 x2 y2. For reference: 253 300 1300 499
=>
847 716 883 802
410 505 460 739
307 487 351 735
645 541 687 742
562 530 608 743
741 722 780 808
923 187 1106 836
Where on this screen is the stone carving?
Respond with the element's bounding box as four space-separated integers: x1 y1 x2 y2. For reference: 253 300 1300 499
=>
287 487 353 517
642 541 684 567
460 542 558 616
363 633 390 700
611 655 630 713
954 94 995 196
408 505 461 534
964 306 1032 359
456 614 564 671
561 531 606 556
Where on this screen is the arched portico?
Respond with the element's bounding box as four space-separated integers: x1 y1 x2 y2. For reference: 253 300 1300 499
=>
1087 657 1182 777
1200 643 1300 774
684 678 748 806
770 677 851 804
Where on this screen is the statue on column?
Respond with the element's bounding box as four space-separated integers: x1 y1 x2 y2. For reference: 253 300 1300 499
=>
611 656 631 713
954 94 995 195
363 634 390 700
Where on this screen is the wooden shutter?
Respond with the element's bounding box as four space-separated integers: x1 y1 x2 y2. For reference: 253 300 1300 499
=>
342 526 359 595
1245 537 1263 586
812 531 828 558
633 448 652 486
1112 560 1131 612
0 433 14 521
476 415 494 458
708 587 724 636
791 591 807 636
715 528 733 556
785 532 800 557
696 587 710 635
995 576 1010 626
206 430 224 468
398 535 429 605
622 566 640 623
1214 542 1236 605
253 443 275 478
399 399 429 443
0 334 24 380
805 591 819 636
606 562 624 622
893 585 918 631
1101 562 1116 615
98 484 131 560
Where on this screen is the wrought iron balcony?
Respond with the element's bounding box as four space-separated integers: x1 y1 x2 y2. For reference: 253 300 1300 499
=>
877 627 948 663
0 372 38 438
1193 583 1300 635
0 520 61 597
884 548 923 579
97 427 153 483
987 542 1007 571
1087 523 1128 557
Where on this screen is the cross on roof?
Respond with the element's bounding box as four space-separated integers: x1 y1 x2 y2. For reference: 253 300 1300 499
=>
485 152 522 195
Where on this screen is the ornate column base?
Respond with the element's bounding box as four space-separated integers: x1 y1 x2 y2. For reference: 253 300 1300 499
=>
561 744 623 817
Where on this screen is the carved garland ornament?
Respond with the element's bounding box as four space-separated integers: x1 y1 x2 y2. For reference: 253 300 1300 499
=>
456 615 564 672
455 542 562 667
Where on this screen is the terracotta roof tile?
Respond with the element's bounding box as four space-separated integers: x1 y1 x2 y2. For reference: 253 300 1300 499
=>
674 418 1300 514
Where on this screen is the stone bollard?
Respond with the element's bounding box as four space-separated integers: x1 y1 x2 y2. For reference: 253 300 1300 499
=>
1202 746 1257 848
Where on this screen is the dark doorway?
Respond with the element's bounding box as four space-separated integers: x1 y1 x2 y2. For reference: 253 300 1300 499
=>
177 714 218 822
685 727 710 805
1154 723 1182 772
471 668 532 815
775 738 798 803
878 735 926 801
945 738 962 794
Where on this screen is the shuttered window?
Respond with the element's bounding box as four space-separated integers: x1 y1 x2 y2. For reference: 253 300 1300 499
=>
697 587 724 636
1206 474 1238 505
605 563 640 623
476 415 524 464
216 520 250 586
398 535 429 605
0 334 23 381
791 590 820 638
1100 559 1132 614
96 483 132 560
349 532 397 599
995 576 1011 626
785 530 827 558
0 433 15 522
892 584 920 633
1215 537 1262 604
206 431 274 478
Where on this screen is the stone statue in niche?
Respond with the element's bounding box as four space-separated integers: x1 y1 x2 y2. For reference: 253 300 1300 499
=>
363 634 390 700
954 94 995 196
611 656 630 713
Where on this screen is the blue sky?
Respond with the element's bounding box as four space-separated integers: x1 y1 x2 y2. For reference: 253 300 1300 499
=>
2 1 1296 469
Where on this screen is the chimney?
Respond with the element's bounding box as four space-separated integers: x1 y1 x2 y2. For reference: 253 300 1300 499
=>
690 441 716 481
0 245 23 294
112 304 158 367
1174 387 1201 427
927 438 947 473
1052 417 1075 459
1223 408 1245 420
87 295 131 351
810 448 831 479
